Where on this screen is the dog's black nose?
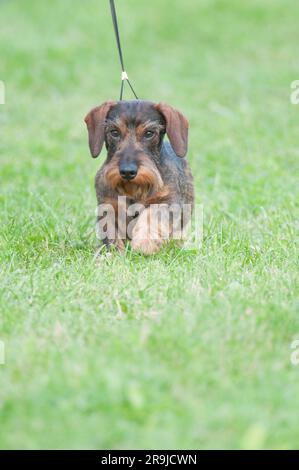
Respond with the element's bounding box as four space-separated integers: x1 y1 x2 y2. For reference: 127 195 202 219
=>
119 163 138 181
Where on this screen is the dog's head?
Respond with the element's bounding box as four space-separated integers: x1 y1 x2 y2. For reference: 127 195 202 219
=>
84 100 188 196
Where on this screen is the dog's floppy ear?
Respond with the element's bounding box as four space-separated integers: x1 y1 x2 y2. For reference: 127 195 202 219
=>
84 101 116 158
155 102 189 157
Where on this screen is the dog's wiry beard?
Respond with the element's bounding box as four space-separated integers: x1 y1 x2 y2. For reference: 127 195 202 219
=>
104 155 163 202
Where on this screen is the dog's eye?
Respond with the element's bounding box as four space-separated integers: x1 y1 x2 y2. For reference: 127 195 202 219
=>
144 130 154 139
110 129 120 138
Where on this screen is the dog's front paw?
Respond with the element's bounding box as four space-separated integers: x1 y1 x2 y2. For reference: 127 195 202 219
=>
95 239 125 261
130 237 164 255
130 208 168 255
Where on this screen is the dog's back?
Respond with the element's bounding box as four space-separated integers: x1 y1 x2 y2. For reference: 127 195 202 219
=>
160 141 194 208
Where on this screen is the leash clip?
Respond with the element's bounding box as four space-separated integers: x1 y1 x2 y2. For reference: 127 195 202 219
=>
121 71 129 81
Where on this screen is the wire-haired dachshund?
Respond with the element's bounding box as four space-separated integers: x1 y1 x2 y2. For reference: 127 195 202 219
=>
84 100 194 255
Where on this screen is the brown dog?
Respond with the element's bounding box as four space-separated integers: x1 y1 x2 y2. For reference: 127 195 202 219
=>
84 100 194 255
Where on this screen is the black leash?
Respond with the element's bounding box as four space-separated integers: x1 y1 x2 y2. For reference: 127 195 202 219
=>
109 0 139 101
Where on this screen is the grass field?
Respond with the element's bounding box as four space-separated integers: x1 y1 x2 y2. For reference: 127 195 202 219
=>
0 0 298 449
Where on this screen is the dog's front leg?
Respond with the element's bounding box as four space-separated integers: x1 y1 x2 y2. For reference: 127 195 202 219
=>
96 201 125 254
130 205 171 255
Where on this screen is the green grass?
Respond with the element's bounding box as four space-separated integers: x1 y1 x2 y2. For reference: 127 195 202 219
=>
0 0 298 449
